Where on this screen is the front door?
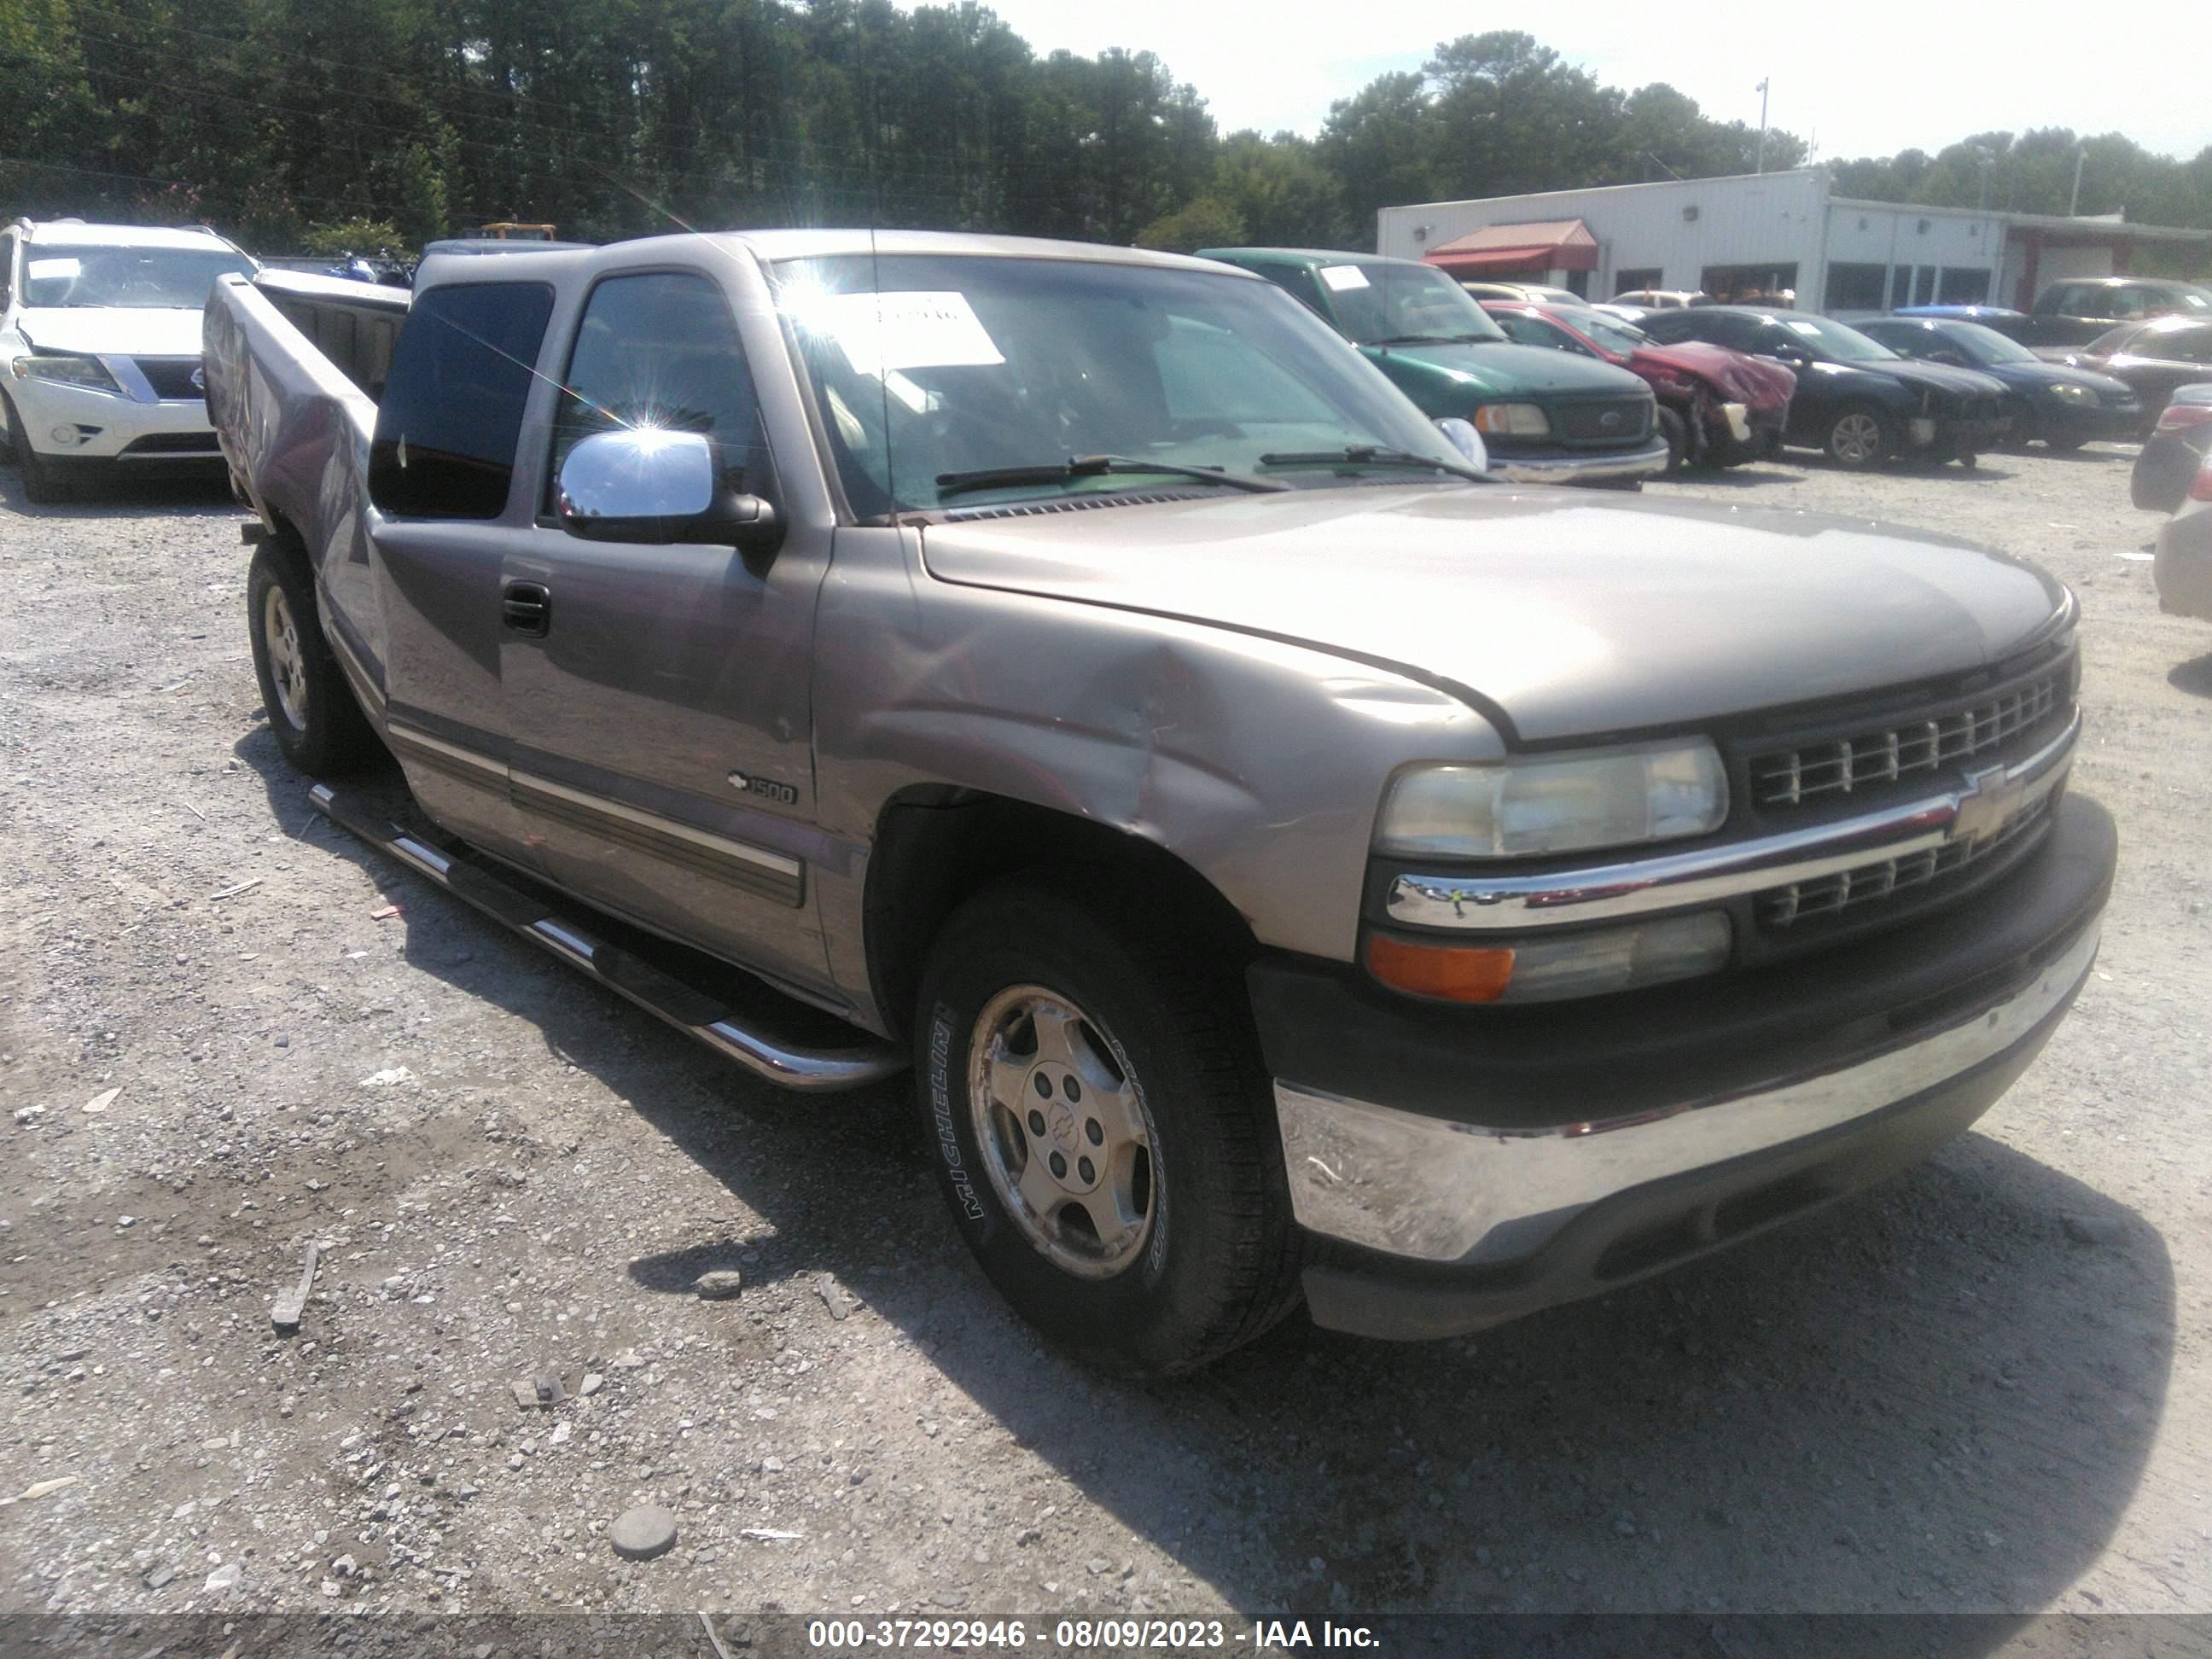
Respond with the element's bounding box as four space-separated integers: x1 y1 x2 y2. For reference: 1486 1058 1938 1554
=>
365 278 557 864
498 268 835 1001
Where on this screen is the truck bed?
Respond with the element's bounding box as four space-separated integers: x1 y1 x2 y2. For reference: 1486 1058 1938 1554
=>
203 269 399 557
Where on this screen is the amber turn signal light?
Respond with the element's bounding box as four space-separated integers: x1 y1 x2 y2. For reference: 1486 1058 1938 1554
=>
1365 934 1516 1003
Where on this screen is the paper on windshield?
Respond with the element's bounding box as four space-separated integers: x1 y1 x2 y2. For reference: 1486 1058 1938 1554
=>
1318 265 1371 293
26 258 82 281
1784 320 1822 337
823 290 1004 378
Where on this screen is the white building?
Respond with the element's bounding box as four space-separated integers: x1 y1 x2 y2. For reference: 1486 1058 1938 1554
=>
1377 170 2212 316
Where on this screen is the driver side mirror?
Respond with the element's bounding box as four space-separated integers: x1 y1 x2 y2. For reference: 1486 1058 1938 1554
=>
557 428 783 555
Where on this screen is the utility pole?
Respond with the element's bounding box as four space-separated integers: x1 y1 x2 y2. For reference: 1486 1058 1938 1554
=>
2069 145 2087 216
1755 79 1770 174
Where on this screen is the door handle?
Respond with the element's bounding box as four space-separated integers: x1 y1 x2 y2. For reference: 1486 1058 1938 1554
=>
502 580 550 636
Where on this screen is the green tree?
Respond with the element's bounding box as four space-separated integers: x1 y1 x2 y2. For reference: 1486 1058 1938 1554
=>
1134 195 1245 253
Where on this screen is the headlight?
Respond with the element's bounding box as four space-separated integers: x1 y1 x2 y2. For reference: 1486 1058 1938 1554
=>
1376 738 1728 859
2045 381 2093 403
1471 401 1550 438
12 352 124 395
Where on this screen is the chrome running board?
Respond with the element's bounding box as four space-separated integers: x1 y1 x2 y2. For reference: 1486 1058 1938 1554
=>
308 784 906 1094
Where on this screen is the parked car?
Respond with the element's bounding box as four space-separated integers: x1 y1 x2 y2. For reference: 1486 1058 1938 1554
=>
2131 384 2212 513
1855 315 2141 450
2013 277 2212 352
2064 315 2212 430
1457 280 1589 306
1199 247 1667 486
1637 306 2009 468
1611 288 1711 309
2154 444 2212 624
1481 299 1795 471
206 230 2112 1375
0 217 256 499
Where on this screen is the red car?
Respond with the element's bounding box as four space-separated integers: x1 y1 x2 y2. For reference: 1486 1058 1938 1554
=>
1481 300 1796 471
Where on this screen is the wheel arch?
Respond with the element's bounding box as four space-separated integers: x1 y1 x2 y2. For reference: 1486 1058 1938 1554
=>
863 785 1260 1048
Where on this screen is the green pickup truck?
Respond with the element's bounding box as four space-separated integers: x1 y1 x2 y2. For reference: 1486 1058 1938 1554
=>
1201 247 1668 486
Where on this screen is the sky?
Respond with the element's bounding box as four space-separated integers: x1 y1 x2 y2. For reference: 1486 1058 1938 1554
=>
969 1 2212 166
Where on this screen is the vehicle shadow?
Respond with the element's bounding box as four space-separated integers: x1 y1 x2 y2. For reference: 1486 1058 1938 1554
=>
1656 464 1802 490
2168 652 2212 700
0 461 239 515
234 733 2173 1623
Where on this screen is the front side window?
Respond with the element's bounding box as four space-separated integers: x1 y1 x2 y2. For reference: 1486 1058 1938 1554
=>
0 234 15 309
369 282 555 519
770 253 1471 517
546 271 772 510
21 243 252 308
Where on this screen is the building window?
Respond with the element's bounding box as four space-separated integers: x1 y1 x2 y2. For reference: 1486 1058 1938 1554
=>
1701 262 1799 306
1825 263 1889 311
1938 267 1991 305
1613 267 1662 297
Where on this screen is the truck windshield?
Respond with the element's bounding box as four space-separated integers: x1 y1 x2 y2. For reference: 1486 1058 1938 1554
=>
24 245 254 309
1325 265 1508 346
770 253 1474 515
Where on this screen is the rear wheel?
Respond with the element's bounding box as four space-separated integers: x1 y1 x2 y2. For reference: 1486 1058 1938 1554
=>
1824 405 1890 469
247 541 383 777
914 879 1301 1376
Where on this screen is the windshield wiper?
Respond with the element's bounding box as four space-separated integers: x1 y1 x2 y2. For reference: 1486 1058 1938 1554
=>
1369 333 1494 346
1257 445 1487 483
934 455 1288 498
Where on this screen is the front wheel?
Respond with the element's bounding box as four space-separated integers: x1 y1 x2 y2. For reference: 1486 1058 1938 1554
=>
3 391 63 504
1656 406 1687 475
1824 405 1891 469
2044 432 2087 452
914 880 1301 1376
247 541 384 777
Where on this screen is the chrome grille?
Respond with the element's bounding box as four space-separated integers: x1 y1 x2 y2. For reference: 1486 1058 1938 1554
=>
1758 792 2053 928
1752 666 2068 809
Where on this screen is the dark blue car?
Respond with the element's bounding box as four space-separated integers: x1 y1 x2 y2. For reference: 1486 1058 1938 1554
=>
1857 316 2141 450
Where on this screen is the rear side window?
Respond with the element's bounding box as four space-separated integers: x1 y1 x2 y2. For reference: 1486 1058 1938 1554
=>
0 234 14 309
370 282 554 519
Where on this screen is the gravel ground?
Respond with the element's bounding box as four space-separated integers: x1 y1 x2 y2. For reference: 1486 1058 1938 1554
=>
2 441 2209 1632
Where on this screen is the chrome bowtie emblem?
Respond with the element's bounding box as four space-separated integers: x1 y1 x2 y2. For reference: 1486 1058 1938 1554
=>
1953 763 2026 842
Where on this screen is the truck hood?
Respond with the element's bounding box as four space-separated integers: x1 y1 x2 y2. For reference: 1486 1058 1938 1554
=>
15 306 207 358
918 486 2067 743
1627 341 1796 411
1368 339 1646 399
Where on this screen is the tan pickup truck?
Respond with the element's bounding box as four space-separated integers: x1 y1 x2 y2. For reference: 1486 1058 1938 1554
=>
204 231 2114 1375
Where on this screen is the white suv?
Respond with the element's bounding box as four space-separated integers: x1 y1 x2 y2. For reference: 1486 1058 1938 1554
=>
1 218 257 500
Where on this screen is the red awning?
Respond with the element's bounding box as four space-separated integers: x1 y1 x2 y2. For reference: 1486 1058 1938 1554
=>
1423 218 1598 276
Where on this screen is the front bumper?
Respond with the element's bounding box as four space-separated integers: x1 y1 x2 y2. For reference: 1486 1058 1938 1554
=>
5 361 218 463
1903 409 2009 453
1484 436 1671 486
1252 792 2115 1340
2155 506 2212 622
2042 398 2145 444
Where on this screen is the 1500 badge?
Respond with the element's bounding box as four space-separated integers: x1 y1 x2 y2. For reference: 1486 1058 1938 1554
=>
727 770 800 806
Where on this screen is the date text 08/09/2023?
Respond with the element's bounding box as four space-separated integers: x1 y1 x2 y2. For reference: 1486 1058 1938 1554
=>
803 1618 1382 1650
